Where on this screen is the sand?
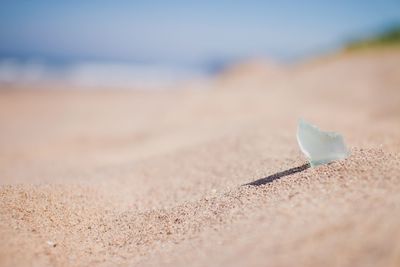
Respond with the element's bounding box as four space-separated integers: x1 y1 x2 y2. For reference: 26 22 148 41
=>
1 49 400 267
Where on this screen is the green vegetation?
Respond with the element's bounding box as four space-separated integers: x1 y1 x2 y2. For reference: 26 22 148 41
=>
345 26 400 51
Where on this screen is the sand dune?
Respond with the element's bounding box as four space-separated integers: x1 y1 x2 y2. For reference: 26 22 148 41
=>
1 49 400 267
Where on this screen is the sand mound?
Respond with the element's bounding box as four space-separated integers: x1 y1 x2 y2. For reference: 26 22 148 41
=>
217 59 284 85
1 49 400 267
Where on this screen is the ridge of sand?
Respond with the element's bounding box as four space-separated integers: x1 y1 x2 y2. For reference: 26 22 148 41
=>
1 49 400 267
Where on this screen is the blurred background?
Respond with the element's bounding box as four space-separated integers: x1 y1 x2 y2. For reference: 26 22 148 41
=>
0 0 399 88
1 2 400 266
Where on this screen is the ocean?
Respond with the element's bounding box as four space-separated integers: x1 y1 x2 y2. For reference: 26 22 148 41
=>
0 58 225 89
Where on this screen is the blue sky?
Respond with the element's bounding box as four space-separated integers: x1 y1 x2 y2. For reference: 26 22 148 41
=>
0 0 400 64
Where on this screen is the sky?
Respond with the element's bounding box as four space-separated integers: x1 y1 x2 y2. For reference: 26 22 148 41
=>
0 0 400 65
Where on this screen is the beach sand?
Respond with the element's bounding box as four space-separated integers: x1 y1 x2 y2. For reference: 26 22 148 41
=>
1 49 400 267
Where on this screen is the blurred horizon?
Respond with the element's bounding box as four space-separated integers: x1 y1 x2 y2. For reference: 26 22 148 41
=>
1 0 400 87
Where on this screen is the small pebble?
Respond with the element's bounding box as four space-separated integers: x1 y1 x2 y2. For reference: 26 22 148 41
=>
46 241 57 247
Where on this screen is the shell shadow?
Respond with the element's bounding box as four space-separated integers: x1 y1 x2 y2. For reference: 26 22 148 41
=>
243 163 310 186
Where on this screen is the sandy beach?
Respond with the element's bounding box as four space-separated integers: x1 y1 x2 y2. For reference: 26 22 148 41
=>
1 49 400 267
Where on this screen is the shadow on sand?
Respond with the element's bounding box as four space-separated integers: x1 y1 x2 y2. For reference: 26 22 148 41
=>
243 163 310 186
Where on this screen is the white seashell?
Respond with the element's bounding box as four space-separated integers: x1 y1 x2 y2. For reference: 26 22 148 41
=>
297 119 349 167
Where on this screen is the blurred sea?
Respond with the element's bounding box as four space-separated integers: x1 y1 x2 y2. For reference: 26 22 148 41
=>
0 58 224 88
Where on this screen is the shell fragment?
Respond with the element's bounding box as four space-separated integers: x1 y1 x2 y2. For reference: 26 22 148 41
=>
297 119 349 167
